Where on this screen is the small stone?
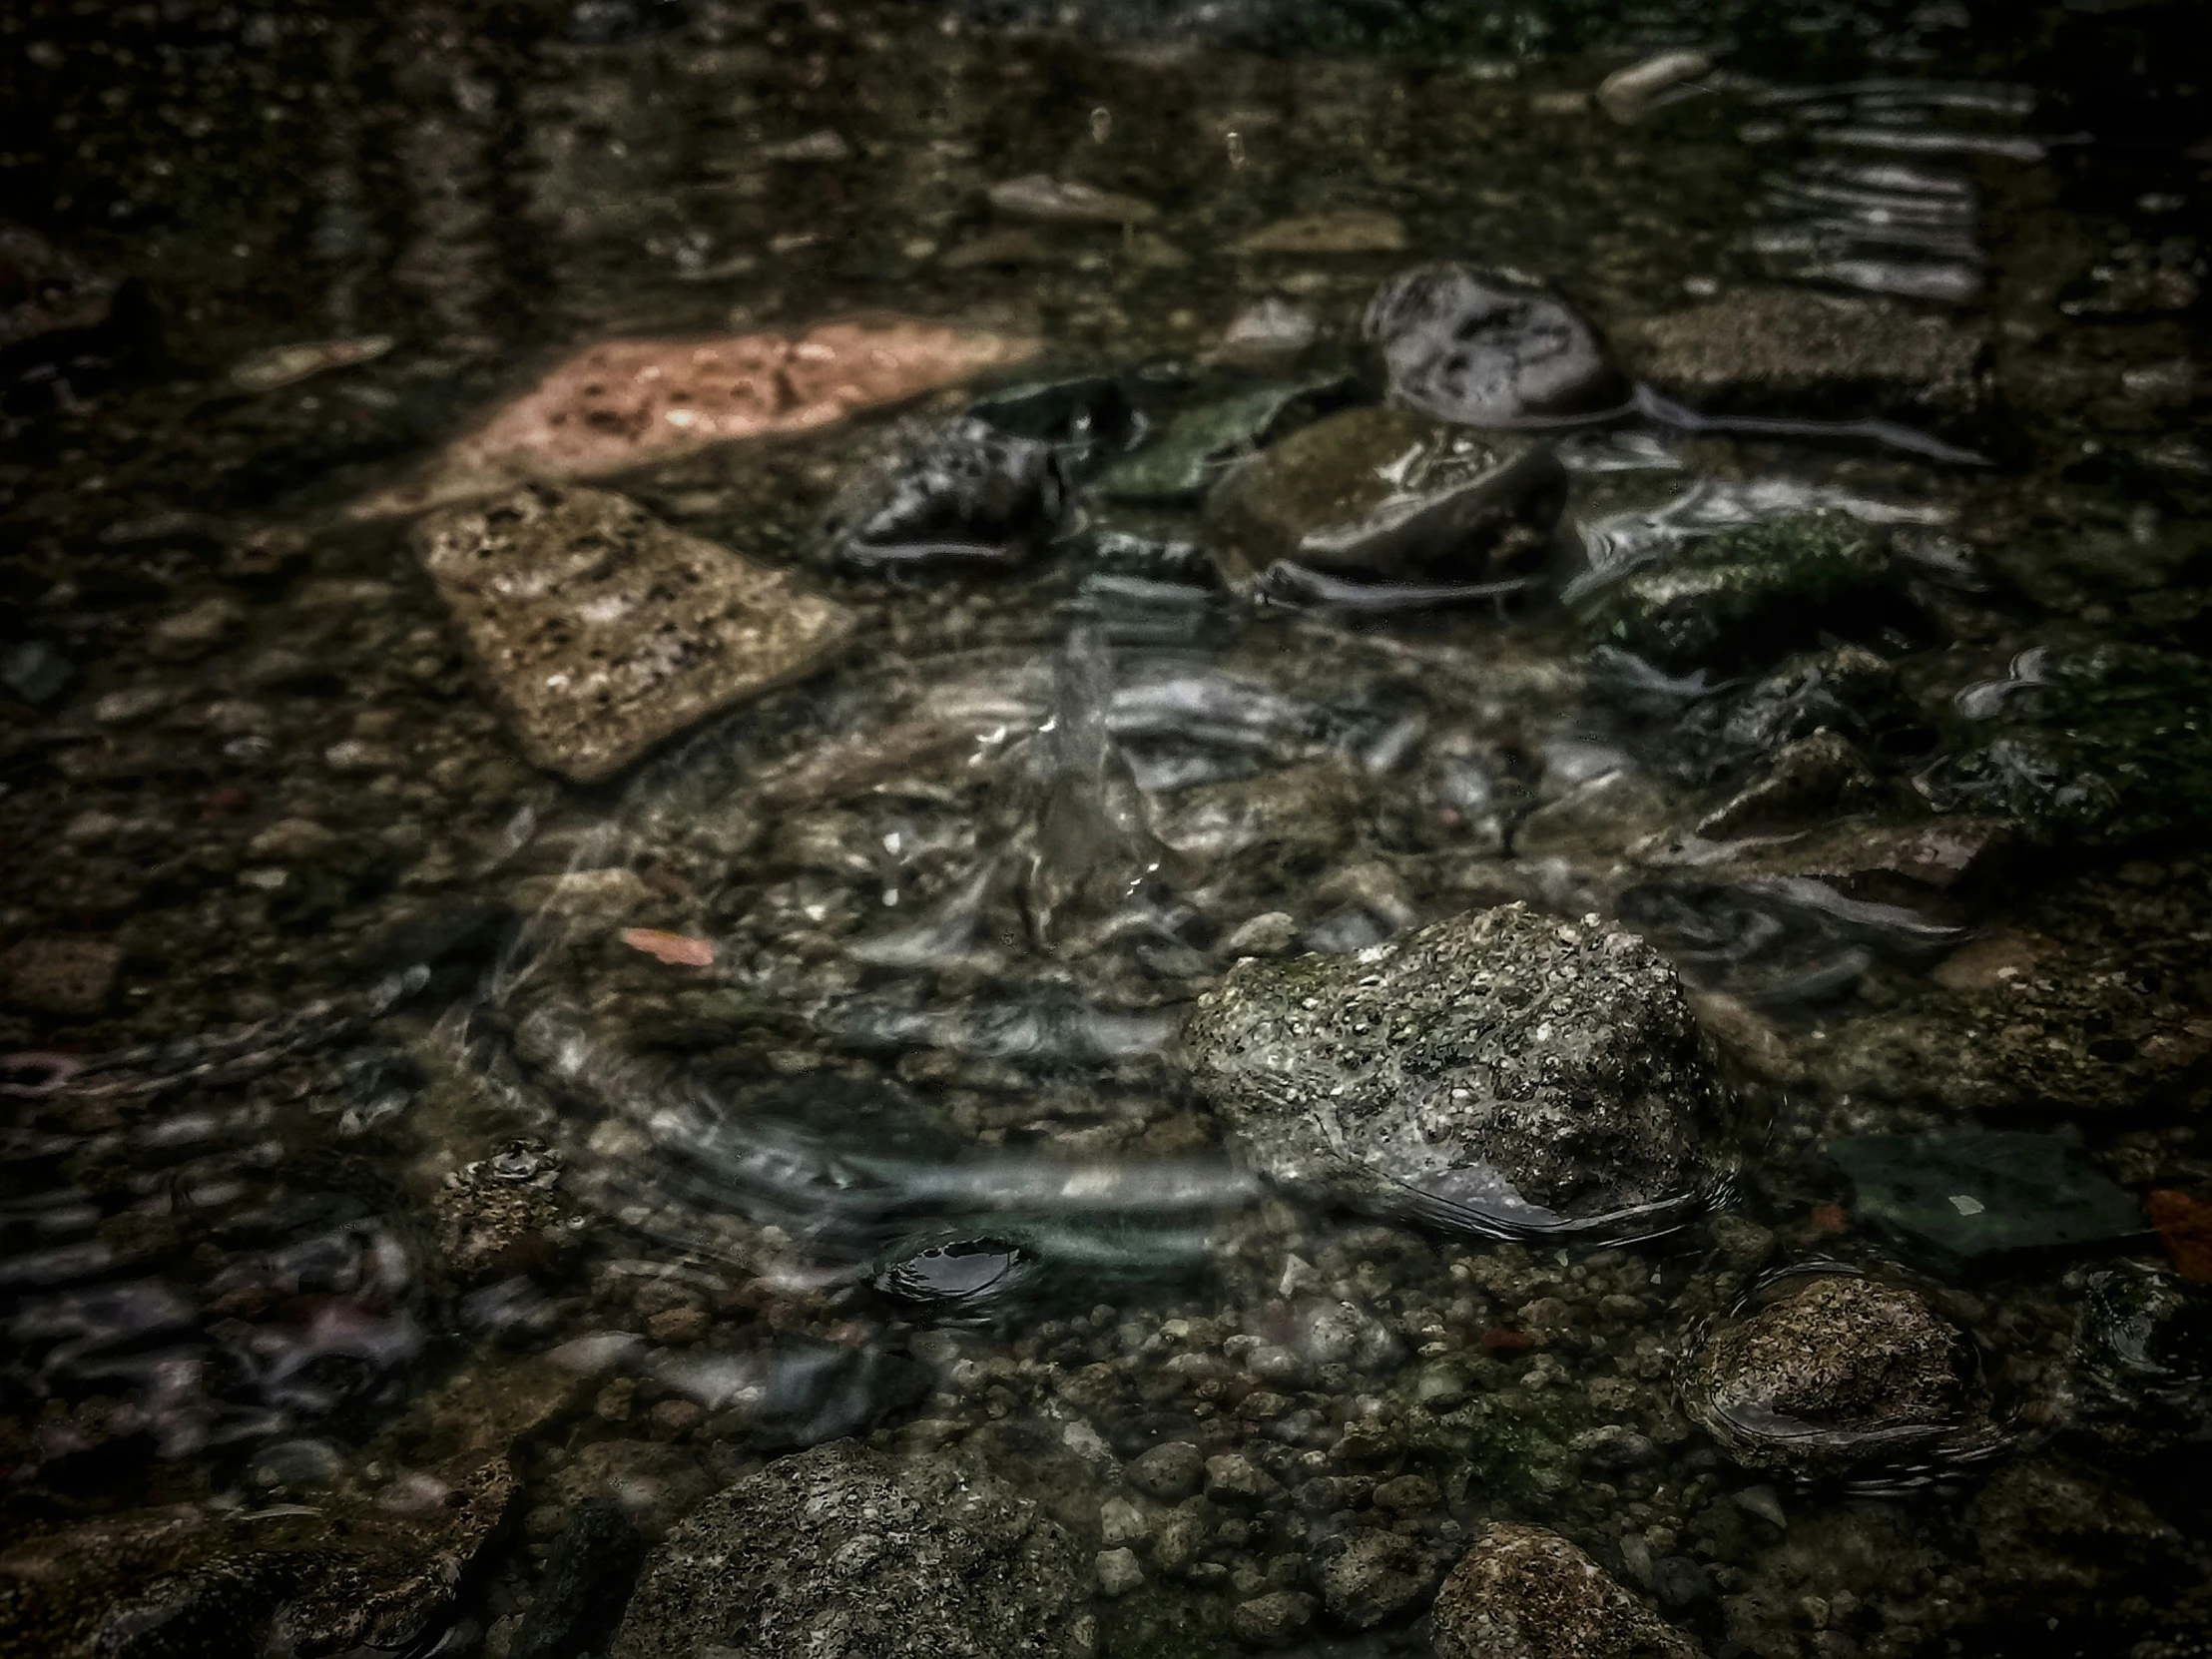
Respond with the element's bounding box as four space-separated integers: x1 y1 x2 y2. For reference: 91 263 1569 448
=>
1222 911 1300 958
1099 1495 1149 1545
1229 209 1407 257
2 935 123 1017
1311 1527 1441 1629
646 1306 712 1345
414 485 855 785
1205 1452 1285 1504
1371 1473 1439 1512
1696 732 1883 839
1431 1522 1702 1659
761 129 850 162
823 415 1059 567
1596 50 1714 124
2150 1189 2212 1281
1214 298 1320 369
1149 1501 1209 1573
147 595 247 662
1129 1440 1206 1501
248 817 343 865
0 639 73 705
1365 264 1626 427
649 1397 706 1435
987 174 1157 225
1094 377 1338 504
230 333 392 393
1231 1589 1318 1647
1829 1131 2143 1275
1095 1545 1145 1597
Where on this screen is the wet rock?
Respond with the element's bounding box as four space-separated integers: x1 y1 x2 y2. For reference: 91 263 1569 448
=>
1096 1545 1145 1596
1917 645 2212 849
872 1232 1041 1317
1311 1526 1446 1629
2070 1262 2212 1453
1 639 74 705
1214 299 1321 369
988 174 1158 225
1204 406 1566 591
823 415 1060 566
1093 377 1341 503
432 1140 575 1283
414 484 855 785
1596 50 1714 124
608 1441 1089 1659
1231 1589 1317 1646
543 1438 714 1541
1513 767 1678 864
1 935 122 1017
1129 1439 1207 1500
1669 644 1910 783
968 373 1140 476
513 1497 647 1659
1575 513 1899 672
1695 732 1885 838
1431 1522 1702 1659
229 334 392 393
1181 903 1727 1238
1966 1457 2187 1624
353 319 1037 517
1681 1272 1984 1477
1158 762 1363 883
1364 264 1627 427
1229 209 1408 256
1613 287 1990 426
1205 1451 1285 1504
147 596 247 662
1829 1132 2142 1276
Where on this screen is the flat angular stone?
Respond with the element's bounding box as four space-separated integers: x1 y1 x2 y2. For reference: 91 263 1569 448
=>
1830 1131 2144 1275
414 485 855 785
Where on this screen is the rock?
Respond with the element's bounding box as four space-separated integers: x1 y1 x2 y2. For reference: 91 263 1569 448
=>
1095 1545 1145 1596
1311 1526 1444 1629
1129 1439 1207 1500
229 334 393 393
1205 1452 1285 1504
431 1140 574 1282
1214 299 1320 369
247 818 344 865
1093 377 1340 503
1431 1522 1702 1659
147 596 247 662
1513 768 1678 864
1231 1589 1318 1646
353 319 1037 517
1221 911 1301 958
1364 265 1627 427
1181 903 1727 1238
967 373 1140 477
1828 1132 2143 1276
2150 1188 2212 1281
512 1497 647 1659
1966 1458 2186 1623
1158 763 1363 884
2071 1262 2212 1453
543 1438 714 1541
1 935 122 1016
1694 732 1884 838
1670 645 1909 783
1596 50 1714 124
1203 406 1566 591
1229 209 1408 256
988 174 1158 225
609 1441 1089 1659
0 639 73 705
1573 512 1898 672
872 1232 1040 1316
823 415 1060 566
414 484 855 785
0 220 155 406
1613 287 1989 428
1681 1272 1984 1477
1916 645 2212 849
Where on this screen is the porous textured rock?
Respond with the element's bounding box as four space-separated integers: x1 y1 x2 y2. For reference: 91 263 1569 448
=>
1431 1522 1703 1659
414 484 855 784
1681 1273 1979 1476
608 1441 1090 1659
1365 265 1626 426
1180 903 1726 1236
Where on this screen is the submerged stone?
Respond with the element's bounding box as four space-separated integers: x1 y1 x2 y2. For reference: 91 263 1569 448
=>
1829 1131 2143 1275
822 415 1061 566
609 1441 1089 1659
1613 286 1990 427
1573 512 1897 672
1681 1271 1987 1479
987 173 1158 225
413 484 855 784
1180 902 1727 1239
1092 377 1339 503
1431 1522 1703 1659
967 372 1139 475
1203 405 1566 591
1364 264 1627 427
2071 1262 2212 1453
1669 644 1912 783
0 638 74 705
1917 644 2212 849
1695 731 1885 839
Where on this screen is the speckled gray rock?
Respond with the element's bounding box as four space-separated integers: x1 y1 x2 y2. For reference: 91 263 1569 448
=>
607 1441 1091 1659
1431 1523 1702 1659
1312 1526 1447 1629
1180 903 1726 1237
414 484 855 785
1681 1273 1982 1476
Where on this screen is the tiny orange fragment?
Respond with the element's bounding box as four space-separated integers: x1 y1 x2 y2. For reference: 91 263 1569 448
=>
1480 1327 1536 1353
2149 1188 2212 1282
621 927 717 968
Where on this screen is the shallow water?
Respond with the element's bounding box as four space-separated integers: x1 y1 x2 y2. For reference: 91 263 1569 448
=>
2 2 2210 1656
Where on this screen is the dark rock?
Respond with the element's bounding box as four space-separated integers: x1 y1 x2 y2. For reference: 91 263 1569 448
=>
2071 1262 2212 1453
1966 1458 2187 1626
967 372 1139 477
1681 1272 1985 1477
1204 405 1566 592
0 220 158 410
1093 376 1342 503
1310 1526 1445 1629
1364 264 1627 427
608 1441 1090 1659
414 484 855 785
1917 644 2212 849
1830 1132 2144 1275
1430 1522 1702 1659
1231 1589 1318 1646
1695 732 1885 838
512 1497 647 1659
1669 645 1912 784
1612 286 1990 428
431 1140 575 1283
1129 1439 1207 1500
1 639 74 706
823 415 1061 565
1573 513 1898 672
542 1438 714 1541
1181 902 1728 1239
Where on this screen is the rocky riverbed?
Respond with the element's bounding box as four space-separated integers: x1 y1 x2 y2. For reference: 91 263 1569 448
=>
3 1 2211 1656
